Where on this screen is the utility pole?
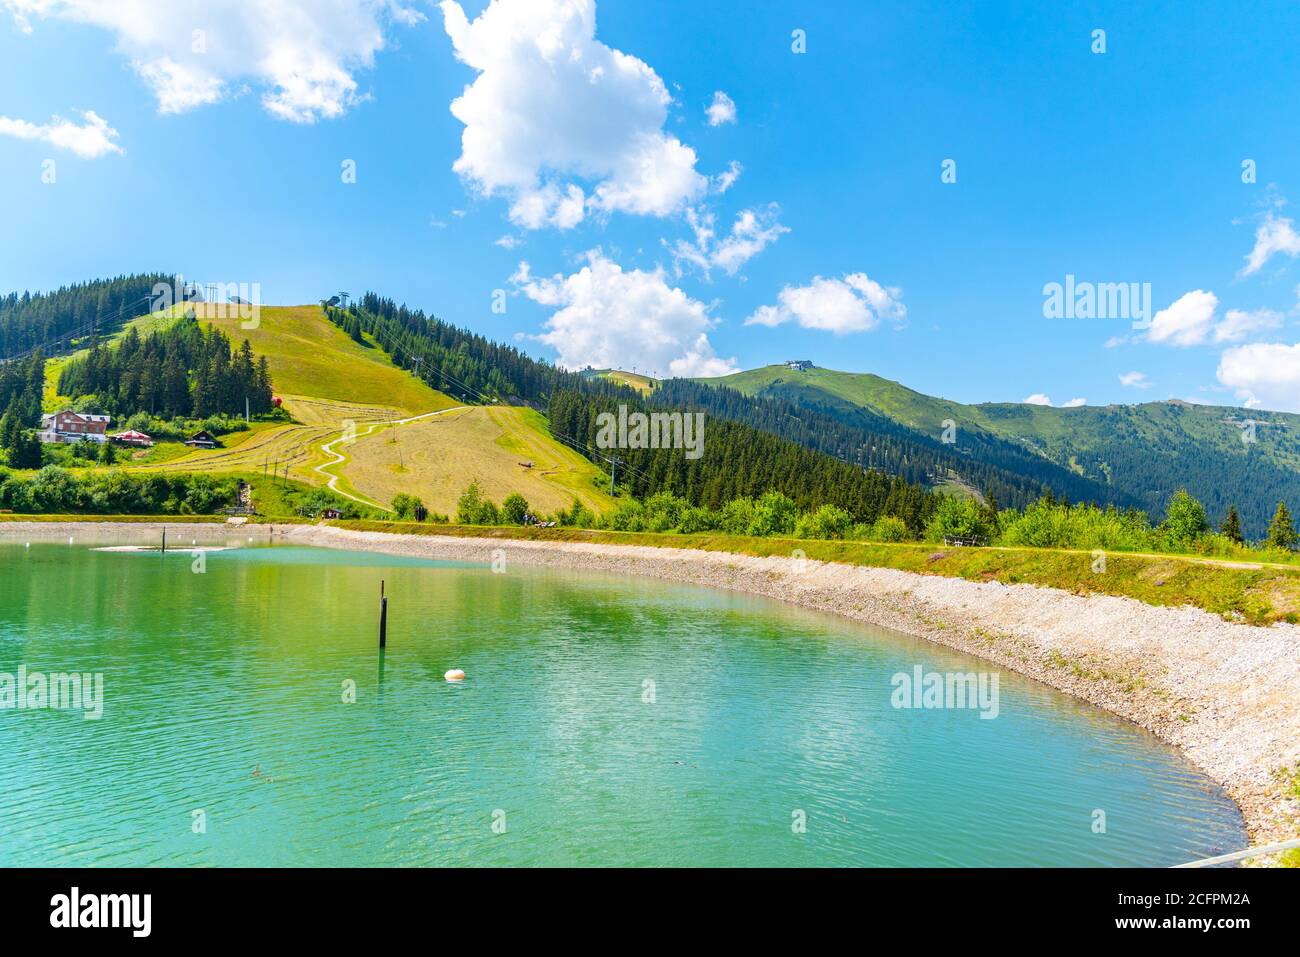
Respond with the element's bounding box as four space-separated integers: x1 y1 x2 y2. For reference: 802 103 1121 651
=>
604 454 622 495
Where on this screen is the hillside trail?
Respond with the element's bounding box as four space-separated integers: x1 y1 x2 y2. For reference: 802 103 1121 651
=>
312 406 468 511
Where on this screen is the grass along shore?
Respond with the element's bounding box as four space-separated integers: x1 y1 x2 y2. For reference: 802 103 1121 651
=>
332 520 1300 626
4 512 1300 625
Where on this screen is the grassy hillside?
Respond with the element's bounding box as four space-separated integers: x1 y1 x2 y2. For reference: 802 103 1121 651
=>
174 304 452 418
704 364 1300 536
587 368 656 394
336 405 617 516
37 301 618 518
710 365 968 433
42 303 456 420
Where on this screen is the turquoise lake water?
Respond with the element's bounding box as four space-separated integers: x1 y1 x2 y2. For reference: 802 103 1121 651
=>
0 539 1245 866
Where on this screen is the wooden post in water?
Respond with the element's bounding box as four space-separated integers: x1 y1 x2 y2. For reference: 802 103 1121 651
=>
161 527 166 554
379 579 388 648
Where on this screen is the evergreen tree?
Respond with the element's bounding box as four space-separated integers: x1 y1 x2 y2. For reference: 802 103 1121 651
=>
6 428 42 469
1266 501 1297 551
1219 505 1244 544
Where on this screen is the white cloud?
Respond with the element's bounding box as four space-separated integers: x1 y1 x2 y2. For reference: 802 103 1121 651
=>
1118 370 1150 389
1240 211 1300 276
1213 307 1283 343
495 234 522 249
668 204 788 278
512 249 737 377
1147 290 1218 347
711 160 742 194
4 1 419 123
706 90 736 126
0 109 122 158
1217 341 1300 412
1017 393 1088 408
440 0 706 230
745 273 906 334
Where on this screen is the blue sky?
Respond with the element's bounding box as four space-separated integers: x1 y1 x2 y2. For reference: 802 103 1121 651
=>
3 0 1300 411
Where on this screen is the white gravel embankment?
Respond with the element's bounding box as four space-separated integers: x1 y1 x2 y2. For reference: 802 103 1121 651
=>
5 520 1298 855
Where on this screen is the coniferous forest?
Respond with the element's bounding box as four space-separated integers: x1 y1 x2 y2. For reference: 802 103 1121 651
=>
57 316 274 419
0 273 171 359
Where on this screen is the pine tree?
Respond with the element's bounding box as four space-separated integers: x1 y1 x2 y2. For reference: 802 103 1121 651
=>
8 429 42 469
1219 505 1243 544
0 406 18 453
1266 501 1297 551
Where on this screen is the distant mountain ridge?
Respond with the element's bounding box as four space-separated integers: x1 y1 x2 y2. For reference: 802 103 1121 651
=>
696 364 1300 538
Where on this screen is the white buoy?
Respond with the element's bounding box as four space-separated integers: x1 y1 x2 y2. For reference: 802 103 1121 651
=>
444 669 466 682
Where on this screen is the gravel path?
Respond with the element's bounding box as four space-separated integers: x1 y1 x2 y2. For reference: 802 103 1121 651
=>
6 520 1297 859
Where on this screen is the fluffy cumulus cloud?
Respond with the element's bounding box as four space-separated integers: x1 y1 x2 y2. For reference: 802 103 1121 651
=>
512 250 737 378
1118 370 1150 389
706 90 736 126
1023 394 1086 407
1146 290 1285 348
1213 307 1283 343
3 0 419 122
745 273 906 334
1147 290 1218 346
0 109 121 157
1217 342 1300 412
440 0 707 230
1240 211 1300 277
668 205 788 278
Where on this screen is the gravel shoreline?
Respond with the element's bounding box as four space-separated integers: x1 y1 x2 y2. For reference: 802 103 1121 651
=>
7 520 1298 861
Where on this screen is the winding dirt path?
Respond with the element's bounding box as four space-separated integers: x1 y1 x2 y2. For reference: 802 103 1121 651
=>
312 406 468 511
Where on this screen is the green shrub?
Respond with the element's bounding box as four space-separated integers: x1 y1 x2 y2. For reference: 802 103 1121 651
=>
924 494 995 543
501 492 529 525
717 497 755 535
455 480 499 525
1160 489 1209 550
747 491 798 537
867 514 912 542
391 493 425 521
795 504 854 540
643 491 687 533
0 466 237 515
